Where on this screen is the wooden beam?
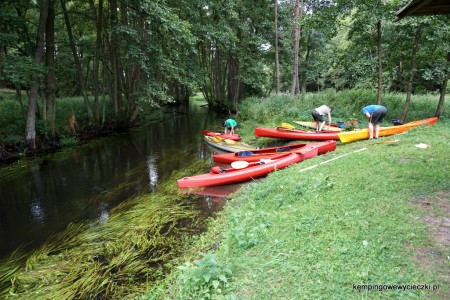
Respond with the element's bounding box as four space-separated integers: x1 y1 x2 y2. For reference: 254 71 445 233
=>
394 0 449 21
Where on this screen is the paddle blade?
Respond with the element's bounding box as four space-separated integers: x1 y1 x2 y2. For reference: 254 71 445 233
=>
231 161 250 169
224 139 238 144
281 122 295 129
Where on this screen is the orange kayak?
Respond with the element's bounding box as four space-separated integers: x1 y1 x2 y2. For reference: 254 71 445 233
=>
337 117 438 143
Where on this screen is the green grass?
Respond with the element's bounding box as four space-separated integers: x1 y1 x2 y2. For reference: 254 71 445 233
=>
144 94 450 299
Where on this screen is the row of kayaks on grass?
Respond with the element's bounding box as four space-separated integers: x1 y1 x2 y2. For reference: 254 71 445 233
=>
256 116 438 143
177 116 438 188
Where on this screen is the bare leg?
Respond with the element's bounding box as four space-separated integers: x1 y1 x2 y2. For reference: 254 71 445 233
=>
368 122 374 139
375 124 380 138
318 122 325 131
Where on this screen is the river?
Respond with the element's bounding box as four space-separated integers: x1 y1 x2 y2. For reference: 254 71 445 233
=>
0 101 237 260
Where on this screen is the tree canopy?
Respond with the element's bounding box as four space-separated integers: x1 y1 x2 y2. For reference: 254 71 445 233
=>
0 0 448 147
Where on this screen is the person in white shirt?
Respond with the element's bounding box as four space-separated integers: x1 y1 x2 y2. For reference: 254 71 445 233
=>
311 105 333 131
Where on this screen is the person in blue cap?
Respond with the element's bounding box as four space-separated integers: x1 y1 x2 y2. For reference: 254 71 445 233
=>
362 104 387 139
223 119 237 135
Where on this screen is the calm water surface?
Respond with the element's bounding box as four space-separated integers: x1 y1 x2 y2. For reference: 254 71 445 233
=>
0 102 235 259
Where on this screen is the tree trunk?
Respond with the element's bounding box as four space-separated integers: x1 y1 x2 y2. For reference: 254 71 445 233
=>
45 0 56 137
435 52 449 117
15 86 25 116
89 0 103 122
227 53 240 112
25 0 49 149
290 0 303 96
400 25 422 123
109 0 120 114
274 0 280 95
60 0 94 123
392 59 404 92
377 19 382 104
300 30 312 94
290 0 300 95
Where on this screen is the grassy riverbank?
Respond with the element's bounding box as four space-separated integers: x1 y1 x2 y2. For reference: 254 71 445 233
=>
145 91 450 299
1 90 448 299
0 89 164 163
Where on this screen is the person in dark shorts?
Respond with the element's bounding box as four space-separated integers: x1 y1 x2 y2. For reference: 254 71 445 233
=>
311 105 333 131
362 105 388 139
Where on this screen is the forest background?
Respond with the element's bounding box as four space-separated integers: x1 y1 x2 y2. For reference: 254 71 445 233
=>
0 0 448 161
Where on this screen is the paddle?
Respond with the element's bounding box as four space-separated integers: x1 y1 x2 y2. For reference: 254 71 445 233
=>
371 139 400 145
281 122 295 129
277 123 302 131
213 135 238 144
231 159 273 169
278 122 322 132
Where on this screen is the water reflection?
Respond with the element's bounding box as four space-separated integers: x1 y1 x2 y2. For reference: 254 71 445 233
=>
147 154 159 191
97 202 109 225
178 182 253 217
30 198 45 224
0 102 226 259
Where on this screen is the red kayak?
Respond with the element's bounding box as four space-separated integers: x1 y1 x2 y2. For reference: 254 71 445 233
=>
177 147 318 188
213 140 336 163
255 127 339 140
202 130 241 141
179 183 243 198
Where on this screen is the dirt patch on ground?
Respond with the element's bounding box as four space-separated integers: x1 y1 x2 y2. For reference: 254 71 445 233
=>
411 191 450 298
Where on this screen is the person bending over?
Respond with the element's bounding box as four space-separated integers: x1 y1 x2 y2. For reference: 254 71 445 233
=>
311 105 333 131
362 104 388 139
223 119 237 135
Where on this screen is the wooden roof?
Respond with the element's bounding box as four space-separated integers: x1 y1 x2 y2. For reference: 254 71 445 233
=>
395 0 450 20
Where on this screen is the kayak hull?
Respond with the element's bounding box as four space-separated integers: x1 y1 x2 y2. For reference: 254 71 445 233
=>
213 140 336 163
178 148 318 187
255 127 339 140
338 117 438 143
202 130 241 141
293 121 342 132
204 135 257 152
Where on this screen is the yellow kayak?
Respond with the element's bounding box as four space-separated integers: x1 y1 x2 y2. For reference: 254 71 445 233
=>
337 117 438 143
